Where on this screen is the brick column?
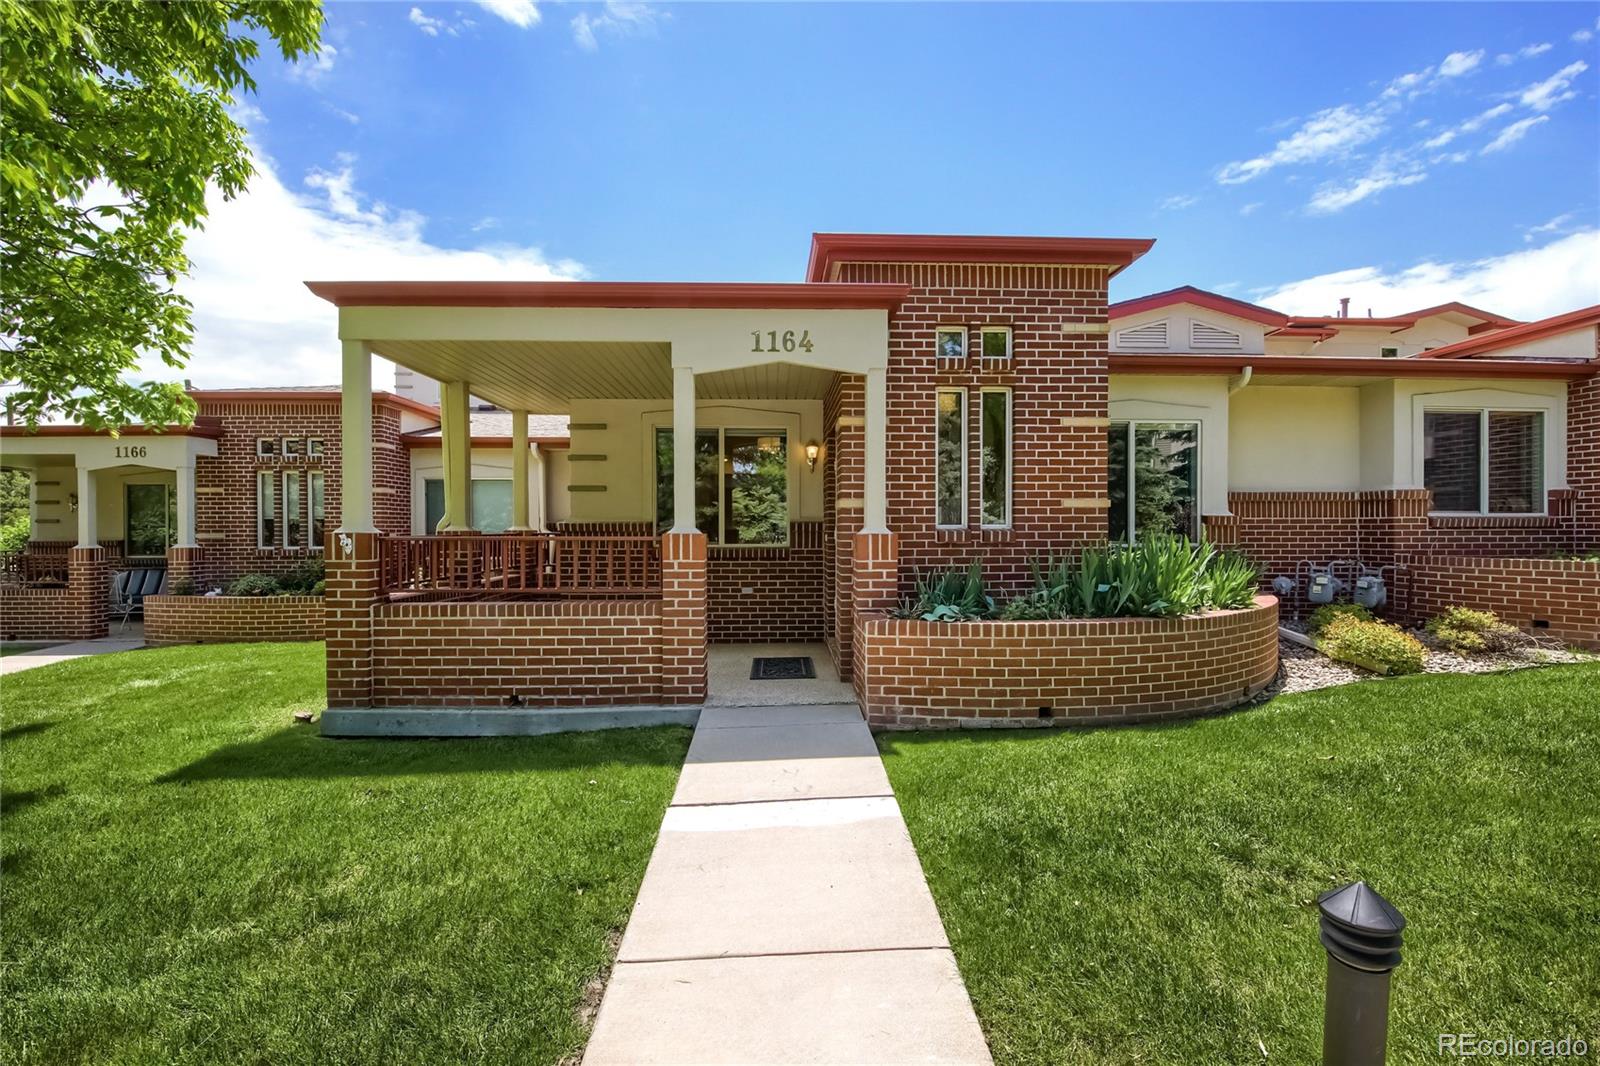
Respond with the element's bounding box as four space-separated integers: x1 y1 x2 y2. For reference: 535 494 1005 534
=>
1202 513 1241 547
660 530 707 704
1359 489 1430 620
850 530 898 711
165 545 205 593
326 530 383 709
828 376 865 678
66 546 108 640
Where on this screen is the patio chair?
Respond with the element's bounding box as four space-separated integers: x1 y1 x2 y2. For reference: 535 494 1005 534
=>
109 567 166 632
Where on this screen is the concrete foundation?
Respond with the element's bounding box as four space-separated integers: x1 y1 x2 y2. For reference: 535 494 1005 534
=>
319 704 701 738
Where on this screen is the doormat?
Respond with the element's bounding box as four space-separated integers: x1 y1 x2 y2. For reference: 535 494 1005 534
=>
750 656 817 680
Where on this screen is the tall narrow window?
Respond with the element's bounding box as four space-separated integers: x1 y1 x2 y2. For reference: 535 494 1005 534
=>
283 470 302 548
723 432 788 545
1107 422 1199 541
309 471 326 549
980 388 1011 527
125 484 172 557
1422 412 1481 512
257 471 276 548
1487 411 1543 514
1424 409 1545 514
424 478 445 533
935 389 966 527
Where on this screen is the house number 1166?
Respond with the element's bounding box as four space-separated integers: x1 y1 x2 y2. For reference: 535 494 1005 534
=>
750 329 815 354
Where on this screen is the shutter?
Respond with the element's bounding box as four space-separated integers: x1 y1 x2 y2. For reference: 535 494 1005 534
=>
1114 320 1169 351
1190 321 1242 350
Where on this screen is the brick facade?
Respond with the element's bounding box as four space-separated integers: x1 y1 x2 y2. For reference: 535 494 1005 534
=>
325 530 383 709
856 596 1280 728
660 531 708 704
145 595 325 646
707 521 825 642
1406 556 1600 649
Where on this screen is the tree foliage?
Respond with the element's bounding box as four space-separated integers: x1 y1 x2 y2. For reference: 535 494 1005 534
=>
1 0 322 429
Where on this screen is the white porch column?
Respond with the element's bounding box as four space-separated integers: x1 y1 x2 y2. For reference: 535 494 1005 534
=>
339 340 376 533
174 463 197 547
510 409 531 530
672 365 696 532
75 466 98 547
863 364 888 532
439 380 473 531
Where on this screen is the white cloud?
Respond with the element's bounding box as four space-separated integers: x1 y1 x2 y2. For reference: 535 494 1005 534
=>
471 216 501 232
1382 49 1485 100
571 2 659 51
1217 105 1384 184
1518 60 1589 111
1239 201 1263 216
287 44 338 83
150 147 583 390
1158 193 1199 211
323 102 360 124
1524 212 1576 242
1574 28 1595 44
476 0 540 29
1422 102 1514 148
408 7 449 36
1481 114 1550 154
1437 49 1485 78
1254 229 1600 321
1496 42 1552 65
1307 156 1427 214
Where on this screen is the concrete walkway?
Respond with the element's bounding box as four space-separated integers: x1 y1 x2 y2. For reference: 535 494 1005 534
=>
585 704 992 1065
0 624 145 676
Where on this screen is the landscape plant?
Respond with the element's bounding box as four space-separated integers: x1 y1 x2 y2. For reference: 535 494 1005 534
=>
1318 614 1425 675
1307 602 1375 635
1004 534 1261 620
892 562 993 622
223 573 283 598
1425 606 1527 654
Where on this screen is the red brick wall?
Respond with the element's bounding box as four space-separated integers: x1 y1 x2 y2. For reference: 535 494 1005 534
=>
0 587 73 641
1406 556 1600 648
190 397 412 590
144 595 325 647
371 598 664 707
1566 374 1600 547
857 596 1279 729
660 531 708 704
707 521 824 642
838 262 1113 598
823 373 864 676
1227 492 1362 578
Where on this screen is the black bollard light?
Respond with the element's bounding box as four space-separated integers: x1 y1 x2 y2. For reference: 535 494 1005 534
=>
1317 880 1406 1066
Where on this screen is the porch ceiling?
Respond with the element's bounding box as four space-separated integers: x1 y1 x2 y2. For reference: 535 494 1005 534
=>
695 363 839 401
374 339 673 412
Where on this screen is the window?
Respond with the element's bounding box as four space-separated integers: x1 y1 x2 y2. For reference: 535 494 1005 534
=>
256 438 276 458
654 428 788 546
935 327 966 363
1107 422 1199 541
1424 409 1544 514
125 484 173 557
283 470 303 548
282 438 302 458
257 471 276 548
1380 346 1400 359
980 327 1011 361
422 478 516 533
307 438 324 458
935 389 966 527
309 472 326 549
979 388 1010 527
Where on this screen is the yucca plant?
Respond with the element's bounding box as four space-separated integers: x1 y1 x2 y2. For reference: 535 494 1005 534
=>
1201 550 1261 610
892 561 993 622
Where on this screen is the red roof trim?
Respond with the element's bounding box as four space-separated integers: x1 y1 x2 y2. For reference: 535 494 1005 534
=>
1400 301 1520 327
1108 353 1596 379
1108 286 1286 327
806 233 1155 282
188 388 440 420
0 419 225 439
305 280 910 311
1415 304 1600 359
1267 326 1340 340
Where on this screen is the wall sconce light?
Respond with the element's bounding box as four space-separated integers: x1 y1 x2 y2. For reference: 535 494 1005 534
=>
804 441 821 472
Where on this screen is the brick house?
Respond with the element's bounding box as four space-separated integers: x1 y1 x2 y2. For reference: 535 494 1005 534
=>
3 231 1595 726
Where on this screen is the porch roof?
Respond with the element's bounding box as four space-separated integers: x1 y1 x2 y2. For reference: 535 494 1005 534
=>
305 280 910 310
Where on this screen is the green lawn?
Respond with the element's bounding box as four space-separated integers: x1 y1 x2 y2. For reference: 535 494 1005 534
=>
881 665 1600 1065
1 642 690 1065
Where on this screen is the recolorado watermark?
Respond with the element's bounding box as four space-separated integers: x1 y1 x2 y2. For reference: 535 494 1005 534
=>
1438 1033 1590 1058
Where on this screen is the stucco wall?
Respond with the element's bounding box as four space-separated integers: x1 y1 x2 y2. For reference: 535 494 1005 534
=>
1109 306 1268 354
1229 385 1362 491
1108 374 1230 515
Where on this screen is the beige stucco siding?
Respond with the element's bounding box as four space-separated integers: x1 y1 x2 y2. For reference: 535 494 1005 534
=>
1229 386 1362 491
1108 375 1230 515
408 445 544 533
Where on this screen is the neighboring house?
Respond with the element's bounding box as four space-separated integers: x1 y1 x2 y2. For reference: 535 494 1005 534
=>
2 231 1595 724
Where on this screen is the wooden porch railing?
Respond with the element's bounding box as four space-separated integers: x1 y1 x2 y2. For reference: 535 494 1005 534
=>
380 534 662 598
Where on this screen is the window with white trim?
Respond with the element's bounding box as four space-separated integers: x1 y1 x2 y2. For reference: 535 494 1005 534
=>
422 478 515 533
256 438 276 458
979 388 1011 527
1107 421 1200 541
282 438 302 458
1423 409 1544 514
307 438 324 458
256 471 277 548
309 471 326 549
979 326 1011 362
652 429 788 546
935 388 966 527
283 470 303 548
1380 346 1399 359
935 327 967 364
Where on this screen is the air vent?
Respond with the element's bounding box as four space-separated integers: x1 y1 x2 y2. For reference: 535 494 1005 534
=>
1190 321 1242 350
1113 320 1169 351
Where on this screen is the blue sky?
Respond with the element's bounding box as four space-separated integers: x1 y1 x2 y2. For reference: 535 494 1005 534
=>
176 1 1600 387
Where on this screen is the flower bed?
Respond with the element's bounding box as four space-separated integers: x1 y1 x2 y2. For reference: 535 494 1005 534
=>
144 594 325 647
1405 555 1600 650
855 595 1279 729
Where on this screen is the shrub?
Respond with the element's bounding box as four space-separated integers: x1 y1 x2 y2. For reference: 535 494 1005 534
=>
1319 615 1425 675
1024 534 1260 620
998 594 1054 620
1308 602 1374 636
279 556 325 594
1425 607 1527 654
170 577 197 597
225 573 283 597
311 578 326 597
0 510 29 555
892 562 993 622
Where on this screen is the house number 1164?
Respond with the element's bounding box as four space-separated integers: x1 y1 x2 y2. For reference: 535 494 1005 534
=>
750 329 815 354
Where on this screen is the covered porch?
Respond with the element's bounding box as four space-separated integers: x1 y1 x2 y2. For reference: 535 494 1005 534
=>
309 280 905 721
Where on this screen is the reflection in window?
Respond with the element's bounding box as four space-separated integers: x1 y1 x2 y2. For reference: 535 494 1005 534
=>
126 484 173 557
936 389 965 527
256 472 276 548
1424 409 1544 514
283 470 302 548
655 428 788 546
310 472 326 549
980 389 1010 527
1107 422 1199 540
422 478 514 533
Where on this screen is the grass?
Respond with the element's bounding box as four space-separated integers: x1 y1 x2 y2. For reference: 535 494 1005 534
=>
880 665 1600 1065
0 642 59 658
1 642 690 1065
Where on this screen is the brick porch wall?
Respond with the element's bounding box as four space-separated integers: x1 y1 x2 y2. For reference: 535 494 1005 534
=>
857 596 1279 729
707 521 825 642
0 547 109 641
1405 556 1600 648
144 595 325 646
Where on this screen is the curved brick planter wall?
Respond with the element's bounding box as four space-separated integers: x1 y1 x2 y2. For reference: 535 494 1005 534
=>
1407 556 1600 649
370 598 665 708
855 595 1279 729
144 595 325 646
